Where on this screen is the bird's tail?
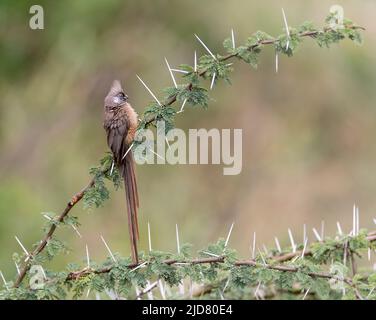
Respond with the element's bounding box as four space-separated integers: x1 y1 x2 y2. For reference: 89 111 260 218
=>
122 151 139 264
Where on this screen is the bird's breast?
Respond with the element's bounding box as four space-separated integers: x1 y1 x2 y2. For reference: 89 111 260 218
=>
124 103 138 144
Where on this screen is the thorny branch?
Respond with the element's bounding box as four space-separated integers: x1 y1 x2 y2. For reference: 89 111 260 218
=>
13 176 100 288
143 26 364 127
64 232 375 300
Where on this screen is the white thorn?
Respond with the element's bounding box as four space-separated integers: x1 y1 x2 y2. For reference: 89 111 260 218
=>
136 74 162 106
15 261 20 275
356 206 360 236
367 287 375 299
210 72 216 90
301 238 308 259
42 214 52 221
202 251 220 258
146 280 156 300
312 228 322 242
262 244 268 255
353 204 356 236
337 221 343 236
100 235 117 263
176 224 181 254
303 224 307 243
254 281 262 299
71 224 82 238
275 52 279 73
281 8 291 50
224 222 234 248
251 232 256 259
0 271 9 291
110 161 115 176
158 279 166 300
165 137 171 150
122 142 134 160
165 57 177 88
258 248 267 266
288 228 296 253
321 220 325 240
86 288 91 298
291 255 300 263
148 146 165 161
40 266 47 280
302 288 310 300
194 34 217 60
15 236 30 260
148 222 152 252
86 244 90 268
131 261 148 272
194 51 197 72
368 248 371 261
274 237 282 253
177 98 187 114
223 277 230 292
231 29 236 49
170 68 189 74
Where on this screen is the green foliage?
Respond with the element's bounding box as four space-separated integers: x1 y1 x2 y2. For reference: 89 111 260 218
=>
45 238 69 261
136 10 363 139
2 229 374 300
234 44 261 68
83 153 121 210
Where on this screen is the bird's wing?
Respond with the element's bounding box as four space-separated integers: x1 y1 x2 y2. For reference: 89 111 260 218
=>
104 113 129 165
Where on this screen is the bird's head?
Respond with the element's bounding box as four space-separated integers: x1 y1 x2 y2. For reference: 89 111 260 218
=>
104 80 129 108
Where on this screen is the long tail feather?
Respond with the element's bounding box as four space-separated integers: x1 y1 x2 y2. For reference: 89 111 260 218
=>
123 152 139 264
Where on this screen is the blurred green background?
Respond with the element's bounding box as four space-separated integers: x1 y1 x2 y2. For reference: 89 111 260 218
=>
0 0 375 279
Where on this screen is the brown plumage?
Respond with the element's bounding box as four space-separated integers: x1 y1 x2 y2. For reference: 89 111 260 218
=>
103 80 139 264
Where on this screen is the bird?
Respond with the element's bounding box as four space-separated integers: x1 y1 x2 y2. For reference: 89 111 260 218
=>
103 80 139 264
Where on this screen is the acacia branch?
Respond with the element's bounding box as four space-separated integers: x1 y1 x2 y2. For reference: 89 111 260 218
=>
143 25 364 127
65 231 375 293
13 177 98 288
66 245 371 299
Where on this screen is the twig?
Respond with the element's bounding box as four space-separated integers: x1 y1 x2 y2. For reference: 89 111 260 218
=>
13 176 99 288
137 281 158 299
143 26 364 128
65 231 376 281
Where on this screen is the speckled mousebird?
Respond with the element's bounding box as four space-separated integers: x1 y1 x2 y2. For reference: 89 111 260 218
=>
103 80 139 264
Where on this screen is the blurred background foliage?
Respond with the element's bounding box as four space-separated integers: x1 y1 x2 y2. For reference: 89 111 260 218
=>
0 0 376 279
